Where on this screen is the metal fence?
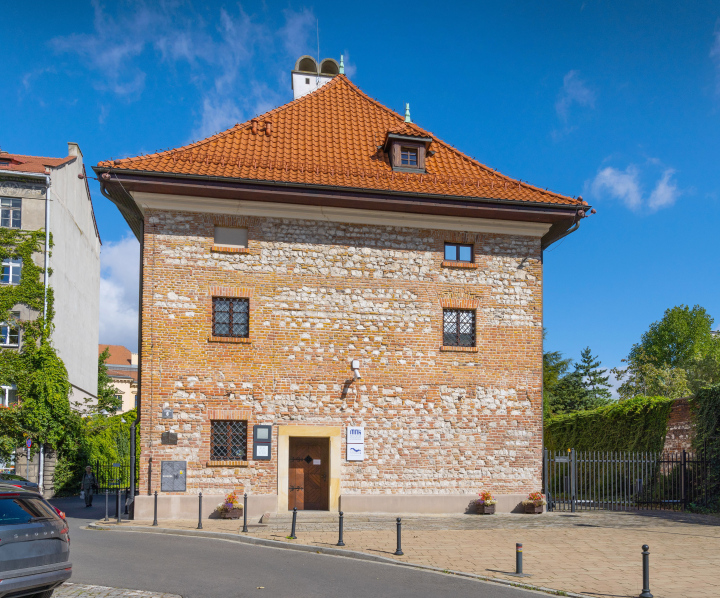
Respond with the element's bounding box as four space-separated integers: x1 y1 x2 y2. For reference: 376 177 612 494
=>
544 448 717 512
94 459 138 493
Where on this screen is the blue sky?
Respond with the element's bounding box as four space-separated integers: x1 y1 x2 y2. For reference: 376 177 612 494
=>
2 0 719 374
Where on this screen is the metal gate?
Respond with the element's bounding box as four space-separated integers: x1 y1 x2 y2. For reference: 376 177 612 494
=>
544 448 715 512
94 459 138 493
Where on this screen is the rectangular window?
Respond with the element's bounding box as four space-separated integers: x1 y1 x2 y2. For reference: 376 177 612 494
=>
213 226 248 248
0 198 21 229
443 309 476 347
444 243 473 263
210 420 248 461
212 297 249 338
0 312 19 346
0 258 21 285
401 148 418 167
1 386 18 408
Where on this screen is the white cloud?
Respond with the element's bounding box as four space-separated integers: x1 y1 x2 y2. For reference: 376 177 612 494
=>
99 236 140 352
555 70 595 122
590 163 681 212
711 22 720 94
51 1 318 138
342 50 357 78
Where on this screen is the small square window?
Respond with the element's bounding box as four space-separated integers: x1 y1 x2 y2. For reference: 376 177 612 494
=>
444 243 473 263
214 226 248 248
212 297 249 338
1 258 21 285
443 309 476 347
401 148 418 167
0 312 19 346
1 198 21 229
211 420 248 461
305 77 310 84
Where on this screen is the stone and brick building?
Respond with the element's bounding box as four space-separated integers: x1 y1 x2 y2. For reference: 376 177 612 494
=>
96 58 589 517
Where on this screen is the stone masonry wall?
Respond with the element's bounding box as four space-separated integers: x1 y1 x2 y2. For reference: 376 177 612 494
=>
139 209 544 498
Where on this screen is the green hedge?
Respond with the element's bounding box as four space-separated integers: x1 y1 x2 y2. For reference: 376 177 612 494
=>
544 395 674 453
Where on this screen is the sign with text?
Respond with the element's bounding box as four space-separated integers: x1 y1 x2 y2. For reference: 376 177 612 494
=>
346 426 365 461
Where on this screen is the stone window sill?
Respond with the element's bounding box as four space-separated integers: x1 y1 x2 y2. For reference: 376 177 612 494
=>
207 460 248 467
208 336 251 344
440 345 479 352
211 245 250 254
442 260 479 269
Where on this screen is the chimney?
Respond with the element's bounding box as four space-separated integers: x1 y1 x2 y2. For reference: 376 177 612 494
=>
251 119 259 135
265 120 272 136
67 142 83 157
291 55 341 100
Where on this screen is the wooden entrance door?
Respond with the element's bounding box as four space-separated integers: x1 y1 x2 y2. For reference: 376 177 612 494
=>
288 437 330 510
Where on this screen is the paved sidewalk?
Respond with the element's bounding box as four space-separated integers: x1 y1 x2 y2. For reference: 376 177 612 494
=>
56 583 180 597
96 510 720 598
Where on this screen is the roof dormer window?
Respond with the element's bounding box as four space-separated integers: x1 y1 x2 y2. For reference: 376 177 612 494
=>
401 148 418 167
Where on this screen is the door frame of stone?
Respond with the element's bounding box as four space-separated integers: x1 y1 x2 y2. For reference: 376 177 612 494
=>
278 425 341 513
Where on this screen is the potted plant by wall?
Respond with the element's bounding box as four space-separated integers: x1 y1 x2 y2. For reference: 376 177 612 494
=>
216 491 243 519
476 491 497 514
522 491 546 514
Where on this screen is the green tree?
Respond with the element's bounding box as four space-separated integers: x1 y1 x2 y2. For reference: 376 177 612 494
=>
95 347 122 415
576 346 613 403
612 351 691 401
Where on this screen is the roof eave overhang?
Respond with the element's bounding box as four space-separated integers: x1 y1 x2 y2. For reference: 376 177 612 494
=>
93 167 585 246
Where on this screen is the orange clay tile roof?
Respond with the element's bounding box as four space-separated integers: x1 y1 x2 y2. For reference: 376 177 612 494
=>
98 76 580 207
0 153 75 174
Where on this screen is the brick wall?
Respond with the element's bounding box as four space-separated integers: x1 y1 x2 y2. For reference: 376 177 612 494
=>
139 209 544 499
663 397 694 454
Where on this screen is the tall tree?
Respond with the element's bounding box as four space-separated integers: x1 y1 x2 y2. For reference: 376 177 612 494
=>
576 346 613 403
95 347 122 415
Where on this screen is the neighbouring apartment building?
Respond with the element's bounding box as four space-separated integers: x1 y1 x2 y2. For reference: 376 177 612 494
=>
96 57 590 518
99 344 138 413
1 144 101 491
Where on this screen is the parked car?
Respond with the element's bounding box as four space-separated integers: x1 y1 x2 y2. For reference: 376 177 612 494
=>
0 473 39 491
0 482 71 598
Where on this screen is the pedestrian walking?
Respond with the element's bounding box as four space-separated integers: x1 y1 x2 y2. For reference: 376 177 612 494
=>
81 465 98 507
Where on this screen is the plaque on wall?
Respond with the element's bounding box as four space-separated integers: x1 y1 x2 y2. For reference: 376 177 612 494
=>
161 432 178 445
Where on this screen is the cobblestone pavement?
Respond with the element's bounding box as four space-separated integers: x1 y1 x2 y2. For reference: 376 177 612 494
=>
99 510 720 598
56 583 181 597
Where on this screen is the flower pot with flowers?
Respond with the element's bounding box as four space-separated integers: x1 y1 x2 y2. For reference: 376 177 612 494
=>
522 491 546 514
476 491 497 514
216 491 243 519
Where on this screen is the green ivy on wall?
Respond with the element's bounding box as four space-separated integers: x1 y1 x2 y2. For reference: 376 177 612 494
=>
544 395 674 453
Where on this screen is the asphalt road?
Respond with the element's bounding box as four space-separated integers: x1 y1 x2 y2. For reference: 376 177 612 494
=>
51 497 541 598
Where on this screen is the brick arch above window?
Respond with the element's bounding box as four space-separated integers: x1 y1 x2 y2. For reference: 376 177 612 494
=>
209 286 254 298
439 295 480 310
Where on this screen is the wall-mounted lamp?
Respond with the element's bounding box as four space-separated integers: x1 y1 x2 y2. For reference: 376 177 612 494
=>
351 359 362 381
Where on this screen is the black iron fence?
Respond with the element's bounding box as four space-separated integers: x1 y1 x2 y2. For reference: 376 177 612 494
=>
94 459 138 494
544 447 718 512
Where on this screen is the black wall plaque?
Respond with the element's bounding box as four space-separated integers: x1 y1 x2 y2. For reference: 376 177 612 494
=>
253 425 272 460
161 432 178 445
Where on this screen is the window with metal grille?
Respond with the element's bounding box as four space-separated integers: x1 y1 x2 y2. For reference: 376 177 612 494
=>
444 242 473 263
210 420 248 461
212 297 249 338
0 312 19 346
1 258 21 285
401 148 418 167
443 309 476 347
0 198 21 229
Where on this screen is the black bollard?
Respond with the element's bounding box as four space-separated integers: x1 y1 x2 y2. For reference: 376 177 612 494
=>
104 489 109 522
116 489 122 524
639 545 653 598
114 488 119 518
152 491 158 526
394 517 404 556
242 493 248 533
337 511 345 546
124 488 129 515
289 507 297 539
197 492 203 530
516 543 523 575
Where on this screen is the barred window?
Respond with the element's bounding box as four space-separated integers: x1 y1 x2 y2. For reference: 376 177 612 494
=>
443 309 476 347
212 297 249 338
210 420 248 461
1 198 21 229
